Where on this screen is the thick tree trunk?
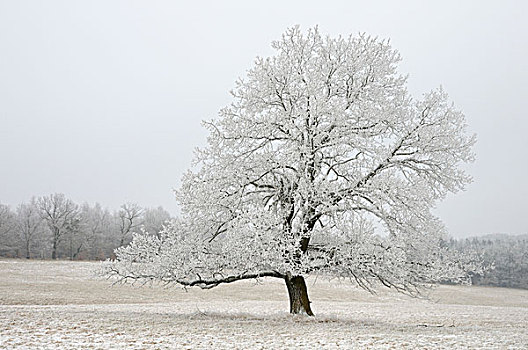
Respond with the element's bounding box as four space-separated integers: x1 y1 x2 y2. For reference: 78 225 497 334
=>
285 274 314 316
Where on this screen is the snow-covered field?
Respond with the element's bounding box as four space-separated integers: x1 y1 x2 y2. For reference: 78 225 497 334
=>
0 260 526 349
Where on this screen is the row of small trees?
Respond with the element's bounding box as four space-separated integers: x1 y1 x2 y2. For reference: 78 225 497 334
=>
448 234 528 289
0 193 172 260
4 193 525 291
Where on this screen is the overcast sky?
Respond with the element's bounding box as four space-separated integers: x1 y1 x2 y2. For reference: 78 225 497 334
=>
1 0 526 238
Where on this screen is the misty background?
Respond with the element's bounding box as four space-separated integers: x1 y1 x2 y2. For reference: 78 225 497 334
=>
1 0 527 238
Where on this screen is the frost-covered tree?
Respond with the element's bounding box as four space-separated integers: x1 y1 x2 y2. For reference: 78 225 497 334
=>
80 203 114 260
105 27 476 315
37 193 81 259
115 203 143 247
142 206 172 238
16 198 43 259
0 203 17 256
450 235 528 289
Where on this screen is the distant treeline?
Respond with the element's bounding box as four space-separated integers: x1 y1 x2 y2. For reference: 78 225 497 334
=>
447 234 528 289
1 195 527 289
0 193 173 260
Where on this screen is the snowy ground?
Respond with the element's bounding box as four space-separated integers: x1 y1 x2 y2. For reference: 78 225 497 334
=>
0 260 527 349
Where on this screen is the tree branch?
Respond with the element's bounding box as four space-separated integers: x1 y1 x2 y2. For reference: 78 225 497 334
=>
175 271 286 289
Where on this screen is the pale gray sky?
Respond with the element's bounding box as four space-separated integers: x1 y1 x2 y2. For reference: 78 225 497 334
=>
1 0 526 238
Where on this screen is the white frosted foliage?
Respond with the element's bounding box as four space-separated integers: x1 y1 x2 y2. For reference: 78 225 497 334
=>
104 27 478 295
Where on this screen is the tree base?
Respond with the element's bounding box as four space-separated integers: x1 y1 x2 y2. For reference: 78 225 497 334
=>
285 274 314 316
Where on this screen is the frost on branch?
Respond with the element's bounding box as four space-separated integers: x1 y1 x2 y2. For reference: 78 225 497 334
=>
103 26 478 298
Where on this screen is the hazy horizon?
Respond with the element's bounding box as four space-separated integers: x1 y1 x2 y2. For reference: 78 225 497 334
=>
1 1 527 238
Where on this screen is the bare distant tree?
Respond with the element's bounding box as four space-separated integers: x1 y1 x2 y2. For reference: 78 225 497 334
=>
142 206 171 238
80 202 113 259
116 203 143 247
37 194 81 259
0 203 14 231
16 198 43 259
0 203 17 256
0 203 14 237
65 216 83 260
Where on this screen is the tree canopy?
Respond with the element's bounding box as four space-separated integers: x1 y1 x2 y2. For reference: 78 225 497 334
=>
105 27 477 315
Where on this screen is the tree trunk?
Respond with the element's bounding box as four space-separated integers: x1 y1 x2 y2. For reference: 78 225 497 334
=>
285 274 314 316
52 228 60 259
69 238 73 260
52 241 57 260
26 240 30 259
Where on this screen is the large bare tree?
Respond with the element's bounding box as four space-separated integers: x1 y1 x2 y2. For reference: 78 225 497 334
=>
105 27 477 315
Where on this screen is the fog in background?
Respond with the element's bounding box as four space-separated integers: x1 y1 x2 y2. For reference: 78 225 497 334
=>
1 0 526 238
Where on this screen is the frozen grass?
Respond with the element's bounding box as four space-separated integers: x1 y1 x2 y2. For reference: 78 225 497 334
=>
0 260 527 349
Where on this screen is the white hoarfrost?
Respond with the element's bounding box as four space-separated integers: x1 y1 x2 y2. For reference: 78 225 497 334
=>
1 261 527 349
104 26 478 304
